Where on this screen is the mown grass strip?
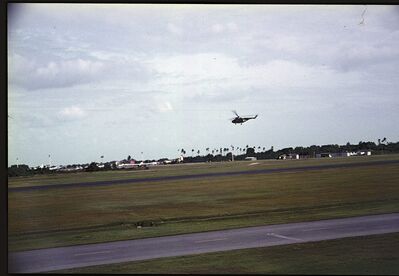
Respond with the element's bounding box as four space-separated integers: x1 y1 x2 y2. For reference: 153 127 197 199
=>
55 232 399 274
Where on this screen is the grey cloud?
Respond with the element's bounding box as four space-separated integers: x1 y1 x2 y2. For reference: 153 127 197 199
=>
17 112 59 129
9 55 106 90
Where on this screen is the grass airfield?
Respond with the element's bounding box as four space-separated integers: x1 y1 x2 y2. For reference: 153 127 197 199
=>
8 154 399 254
9 154 399 189
58 232 399 274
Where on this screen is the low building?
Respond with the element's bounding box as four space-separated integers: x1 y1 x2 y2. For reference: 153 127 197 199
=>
278 154 299 160
330 152 350 157
357 151 372 156
316 153 332 158
288 154 299 159
316 151 371 158
245 156 257 161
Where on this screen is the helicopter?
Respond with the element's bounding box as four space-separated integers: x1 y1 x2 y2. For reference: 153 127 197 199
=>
231 110 258 125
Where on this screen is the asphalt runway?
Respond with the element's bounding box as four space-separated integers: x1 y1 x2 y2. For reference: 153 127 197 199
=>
8 213 399 273
9 159 399 193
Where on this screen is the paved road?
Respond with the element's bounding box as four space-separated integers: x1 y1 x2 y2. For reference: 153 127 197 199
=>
9 159 399 192
9 213 399 273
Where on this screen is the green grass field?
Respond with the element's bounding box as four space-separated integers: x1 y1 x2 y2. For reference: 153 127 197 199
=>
56 232 399 274
9 154 399 188
8 154 399 252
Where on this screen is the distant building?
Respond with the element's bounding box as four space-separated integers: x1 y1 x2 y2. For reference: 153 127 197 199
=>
316 153 332 158
329 152 348 158
58 166 83 172
278 154 299 160
117 163 137 169
174 156 184 163
245 157 257 161
288 154 299 159
316 151 371 158
356 151 372 156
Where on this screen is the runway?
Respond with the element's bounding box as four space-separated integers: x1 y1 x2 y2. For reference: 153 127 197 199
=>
9 159 399 193
8 212 399 273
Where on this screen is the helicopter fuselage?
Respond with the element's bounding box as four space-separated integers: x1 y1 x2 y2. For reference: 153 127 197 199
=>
232 115 257 124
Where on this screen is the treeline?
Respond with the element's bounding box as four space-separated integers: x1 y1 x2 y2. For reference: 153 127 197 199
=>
176 140 399 163
7 164 32 177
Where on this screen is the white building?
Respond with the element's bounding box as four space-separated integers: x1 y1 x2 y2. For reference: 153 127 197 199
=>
316 151 371 158
278 154 299 160
315 153 332 158
357 151 372 156
245 157 257 161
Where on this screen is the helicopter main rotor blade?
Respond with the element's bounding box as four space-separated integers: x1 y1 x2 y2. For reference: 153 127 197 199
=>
232 110 239 117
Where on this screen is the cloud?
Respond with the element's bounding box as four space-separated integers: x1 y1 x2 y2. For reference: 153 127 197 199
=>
58 106 87 119
19 112 58 129
211 22 238 34
331 38 399 72
226 22 238 31
148 53 239 82
156 101 174 113
167 23 183 35
257 35 305 54
149 52 362 93
9 55 105 90
211 24 224 33
87 51 154 82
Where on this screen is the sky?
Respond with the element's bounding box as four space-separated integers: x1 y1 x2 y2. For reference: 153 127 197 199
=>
7 4 399 167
